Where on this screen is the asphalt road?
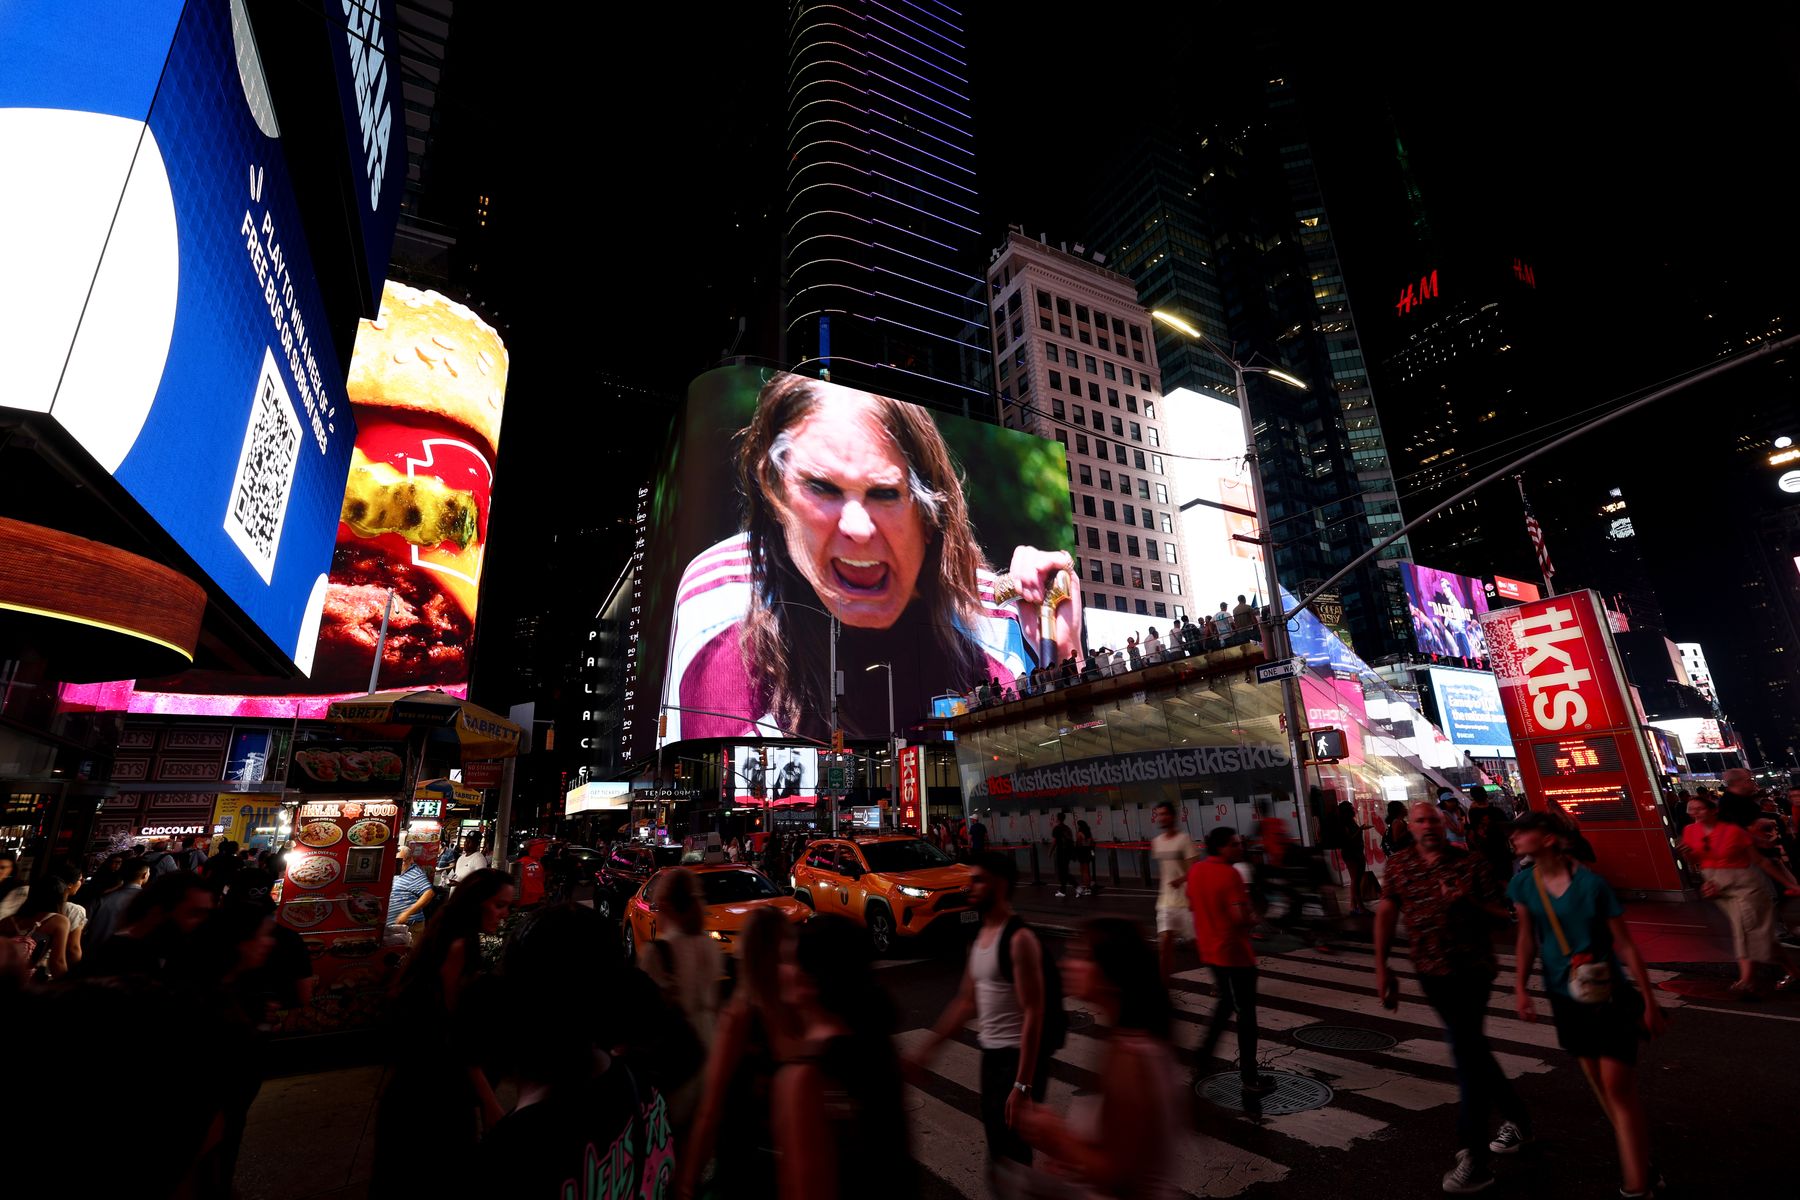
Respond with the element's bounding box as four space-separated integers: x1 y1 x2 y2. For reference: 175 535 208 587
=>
877 926 1800 1198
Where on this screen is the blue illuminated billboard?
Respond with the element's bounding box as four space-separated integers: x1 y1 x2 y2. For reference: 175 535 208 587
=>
1425 666 1514 758
0 0 399 672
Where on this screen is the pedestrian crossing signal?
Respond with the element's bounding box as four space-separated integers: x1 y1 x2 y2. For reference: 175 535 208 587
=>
1306 728 1347 764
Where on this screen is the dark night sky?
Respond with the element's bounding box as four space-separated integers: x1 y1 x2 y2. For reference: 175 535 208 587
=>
463 8 1800 726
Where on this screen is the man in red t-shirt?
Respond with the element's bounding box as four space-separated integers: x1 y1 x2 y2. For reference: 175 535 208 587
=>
1187 826 1273 1095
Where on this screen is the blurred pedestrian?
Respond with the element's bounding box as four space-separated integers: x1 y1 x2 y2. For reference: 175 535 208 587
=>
1075 818 1096 897
78 870 214 980
450 832 489 883
1150 801 1197 981
1232 594 1256 641
1051 811 1075 898
1013 917 1181 1198
200 839 241 896
0 877 75 981
178 836 207 872
909 851 1051 1178
1716 767 1764 828
1188 827 1273 1097
773 915 913 1199
74 853 122 912
1466 789 1513 882
52 860 87 971
641 868 723 1126
968 812 990 857
1336 800 1374 915
1375 801 1529 1193
1143 626 1164 662
476 904 677 1196
1511 812 1666 1199
678 906 800 1200
1382 800 1414 858
372 867 516 1193
1438 788 1469 846
0 849 14 886
1680 794 1798 996
85 858 150 946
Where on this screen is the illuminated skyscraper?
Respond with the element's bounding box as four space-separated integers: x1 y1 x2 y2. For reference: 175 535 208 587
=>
1086 78 1408 655
785 0 991 418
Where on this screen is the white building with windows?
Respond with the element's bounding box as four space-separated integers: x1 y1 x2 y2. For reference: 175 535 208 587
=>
986 230 1192 632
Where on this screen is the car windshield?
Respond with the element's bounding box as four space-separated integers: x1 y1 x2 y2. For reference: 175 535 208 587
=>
652 846 684 867
858 839 954 874
699 870 778 904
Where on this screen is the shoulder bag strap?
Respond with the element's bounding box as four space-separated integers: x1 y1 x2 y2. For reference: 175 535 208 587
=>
1531 868 1572 956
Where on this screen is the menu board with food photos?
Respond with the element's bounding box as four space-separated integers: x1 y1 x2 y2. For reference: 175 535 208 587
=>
287 737 408 792
278 797 403 1033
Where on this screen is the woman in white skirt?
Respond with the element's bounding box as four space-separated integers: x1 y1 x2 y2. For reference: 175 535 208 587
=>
1679 794 1799 997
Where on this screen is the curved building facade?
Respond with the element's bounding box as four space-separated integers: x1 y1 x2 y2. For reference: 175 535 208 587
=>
785 0 991 417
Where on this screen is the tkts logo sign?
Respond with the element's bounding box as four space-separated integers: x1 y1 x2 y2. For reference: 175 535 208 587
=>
1479 590 1630 741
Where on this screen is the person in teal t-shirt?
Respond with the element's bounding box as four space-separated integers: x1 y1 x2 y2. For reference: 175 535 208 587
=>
1509 811 1666 1200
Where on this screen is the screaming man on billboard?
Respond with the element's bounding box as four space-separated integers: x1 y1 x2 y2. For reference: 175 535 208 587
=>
665 373 1081 741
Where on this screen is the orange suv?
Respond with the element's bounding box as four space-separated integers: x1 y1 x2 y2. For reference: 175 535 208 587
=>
790 835 975 954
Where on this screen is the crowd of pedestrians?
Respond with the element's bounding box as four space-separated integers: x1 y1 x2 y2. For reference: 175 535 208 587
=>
967 596 1270 708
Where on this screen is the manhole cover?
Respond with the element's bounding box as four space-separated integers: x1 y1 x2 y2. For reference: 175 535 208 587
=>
1195 1070 1334 1115
1292 1024 1398 1051
1066 1009 1095 1031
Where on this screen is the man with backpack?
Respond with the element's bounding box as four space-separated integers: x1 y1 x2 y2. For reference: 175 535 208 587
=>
909 851 1064 1177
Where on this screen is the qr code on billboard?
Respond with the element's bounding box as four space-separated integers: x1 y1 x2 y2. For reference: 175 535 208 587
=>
223 348 303 584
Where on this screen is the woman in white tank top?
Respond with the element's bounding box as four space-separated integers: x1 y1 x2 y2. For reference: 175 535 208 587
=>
1013 918 1180 1199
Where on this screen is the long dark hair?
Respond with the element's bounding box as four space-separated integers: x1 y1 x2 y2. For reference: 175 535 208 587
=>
737 372 989 731
1083 917 1171 1039
400 868 513 995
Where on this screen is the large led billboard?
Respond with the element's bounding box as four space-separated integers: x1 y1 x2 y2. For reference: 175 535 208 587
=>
1399 563 1491 659
1424 666 1514 757
635 368 1076 757
0 0 402 672
730 746 819 805
1163 387 1263 609
62 283 510 718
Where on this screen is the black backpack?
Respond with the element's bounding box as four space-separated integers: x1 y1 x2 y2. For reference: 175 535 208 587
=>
996 915 1067 1058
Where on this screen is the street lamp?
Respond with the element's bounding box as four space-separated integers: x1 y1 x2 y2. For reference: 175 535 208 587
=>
1153 308 1314 837
866 662 897 830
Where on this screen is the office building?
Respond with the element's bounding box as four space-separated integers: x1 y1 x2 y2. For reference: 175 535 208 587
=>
986 231 1193 624
785 0 991 418
1085 79 1408 655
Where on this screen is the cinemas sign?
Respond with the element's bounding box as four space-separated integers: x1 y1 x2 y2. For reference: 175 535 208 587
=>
1480 590 1683 893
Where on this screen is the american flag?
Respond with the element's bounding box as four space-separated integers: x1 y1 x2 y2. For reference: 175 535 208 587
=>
1519 483 1555 588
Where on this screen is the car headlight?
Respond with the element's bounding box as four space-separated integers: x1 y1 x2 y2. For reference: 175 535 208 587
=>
896 885 931 899
708 930 732 943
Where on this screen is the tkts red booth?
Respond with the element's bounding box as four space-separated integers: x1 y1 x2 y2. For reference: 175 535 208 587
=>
1480 589 1688 898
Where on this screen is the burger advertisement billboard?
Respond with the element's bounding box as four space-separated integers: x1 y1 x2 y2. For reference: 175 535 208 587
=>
633 367 1077 759
0 0 402 671
62 282 510 717
1479 589 1683 892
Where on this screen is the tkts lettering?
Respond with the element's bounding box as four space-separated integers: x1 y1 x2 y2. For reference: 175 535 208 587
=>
1516 605 1592 730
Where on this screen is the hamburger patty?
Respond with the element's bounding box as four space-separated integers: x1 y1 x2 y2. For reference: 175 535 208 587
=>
311 545 473 688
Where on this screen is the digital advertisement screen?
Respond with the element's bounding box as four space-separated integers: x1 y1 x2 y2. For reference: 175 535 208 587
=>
60 283 509 719
731 746 819 805
1492 575 1541 603
1425 666 1515 757
636 368 1075 757
1649 717 1732 756
1400 563 1491 659
0 0 392 670
1162 387 1264 610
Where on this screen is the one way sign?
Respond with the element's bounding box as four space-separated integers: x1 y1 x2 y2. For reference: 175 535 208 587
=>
1255 657 1305 683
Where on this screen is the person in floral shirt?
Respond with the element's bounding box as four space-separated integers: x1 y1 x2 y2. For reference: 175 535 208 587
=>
1374 801 1533 1194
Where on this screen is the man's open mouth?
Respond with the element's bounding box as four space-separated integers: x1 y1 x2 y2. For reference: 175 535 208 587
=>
832 557 890 594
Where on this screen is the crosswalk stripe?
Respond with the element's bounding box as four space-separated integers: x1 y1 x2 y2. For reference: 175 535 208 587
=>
1160 986 1555 1077
1172 969 1567 1049
1273 945 1683 993
1051 1030 1391 1152
1248 959 1560 1017
903 1083 997 1197
896 1030 1289 1198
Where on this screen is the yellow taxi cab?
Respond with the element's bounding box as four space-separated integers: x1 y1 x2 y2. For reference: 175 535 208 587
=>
789 835 975 954
621 862 809 960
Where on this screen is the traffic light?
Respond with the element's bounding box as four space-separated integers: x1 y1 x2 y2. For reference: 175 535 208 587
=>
657 712 667 739
832 728 846 754
758 745 769 770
